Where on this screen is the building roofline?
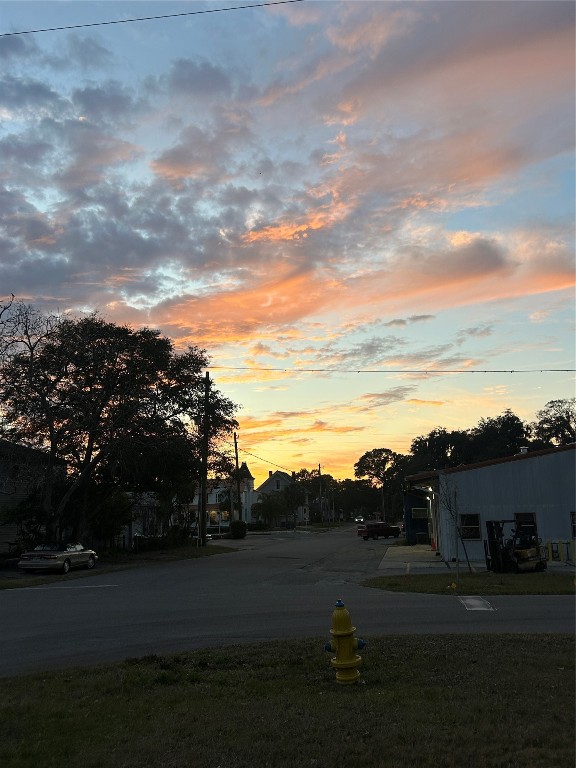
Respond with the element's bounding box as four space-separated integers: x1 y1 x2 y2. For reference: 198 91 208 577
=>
405 442 575 483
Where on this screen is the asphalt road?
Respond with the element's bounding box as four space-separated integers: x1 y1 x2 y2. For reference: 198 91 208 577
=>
1 527 573 677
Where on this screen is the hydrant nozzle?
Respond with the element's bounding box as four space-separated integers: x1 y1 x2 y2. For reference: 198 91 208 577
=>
325 599 365 684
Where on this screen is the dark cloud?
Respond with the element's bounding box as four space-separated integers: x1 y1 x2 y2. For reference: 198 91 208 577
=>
0 134 53 167
0 35 39 63
167 58 231 97
309 336 404 369
71 81 147 125
52 120 141 193
0 75 68 115
43 34 113 71
456 324 494 342
397 237 509 280
356 386 418 411
0 186 38 218
383 314 435 327
150 114 252 184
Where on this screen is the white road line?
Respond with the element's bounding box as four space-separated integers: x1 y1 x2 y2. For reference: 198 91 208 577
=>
458 596 495 611
7 584 120 591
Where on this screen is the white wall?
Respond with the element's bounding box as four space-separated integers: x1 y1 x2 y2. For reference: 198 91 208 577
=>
436 448 575 562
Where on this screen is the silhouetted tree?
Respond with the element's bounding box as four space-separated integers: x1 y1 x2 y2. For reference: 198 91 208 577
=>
410 428 471 471
531 398 576 447
354 448 408 521
0 307 238 539
468 409 528 461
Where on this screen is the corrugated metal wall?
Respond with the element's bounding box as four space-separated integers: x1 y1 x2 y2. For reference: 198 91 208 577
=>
437 447 575 562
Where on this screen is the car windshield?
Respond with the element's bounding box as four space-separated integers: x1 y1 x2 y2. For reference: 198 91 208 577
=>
33 544 66 552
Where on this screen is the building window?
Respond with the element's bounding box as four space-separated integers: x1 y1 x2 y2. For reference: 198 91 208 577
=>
515 512 536 526
571 512 576 540
460 514 480 540
411 507 428 519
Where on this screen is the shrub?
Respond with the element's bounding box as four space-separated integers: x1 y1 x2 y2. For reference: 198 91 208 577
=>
247 520 267 531
229 520 247 539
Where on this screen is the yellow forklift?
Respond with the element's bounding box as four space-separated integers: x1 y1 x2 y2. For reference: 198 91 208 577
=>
484 519 547 573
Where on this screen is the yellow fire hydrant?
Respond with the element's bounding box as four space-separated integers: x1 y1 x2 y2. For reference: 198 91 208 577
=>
325 599 366 684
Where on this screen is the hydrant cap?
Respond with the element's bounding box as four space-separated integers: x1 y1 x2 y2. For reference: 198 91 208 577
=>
335 599 345 607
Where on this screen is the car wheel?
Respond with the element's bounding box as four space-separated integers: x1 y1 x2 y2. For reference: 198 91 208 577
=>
62 559 71 574
394 533 400 538
86 555 95 570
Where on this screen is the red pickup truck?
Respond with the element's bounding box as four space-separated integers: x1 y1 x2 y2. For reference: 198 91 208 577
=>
357 521 401 540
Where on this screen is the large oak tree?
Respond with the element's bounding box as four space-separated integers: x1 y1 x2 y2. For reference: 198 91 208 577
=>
0 305 238 539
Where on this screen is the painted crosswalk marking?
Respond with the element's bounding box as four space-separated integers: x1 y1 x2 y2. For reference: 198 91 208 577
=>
458 596 495 611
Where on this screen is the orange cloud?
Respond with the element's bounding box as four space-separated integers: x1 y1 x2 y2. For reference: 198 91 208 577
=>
242 191 353 244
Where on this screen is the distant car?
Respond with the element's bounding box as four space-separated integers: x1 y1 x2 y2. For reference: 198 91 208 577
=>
354 516 364 523
357 521 401 540
18 543 98 574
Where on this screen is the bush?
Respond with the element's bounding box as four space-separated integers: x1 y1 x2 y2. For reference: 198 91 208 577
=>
247 520 267 531
229 520 247 539
163 525 189 547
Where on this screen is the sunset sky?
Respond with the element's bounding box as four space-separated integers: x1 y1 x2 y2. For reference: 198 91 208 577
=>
1 0 574 485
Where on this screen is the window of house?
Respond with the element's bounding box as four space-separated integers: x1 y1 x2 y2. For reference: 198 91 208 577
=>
459 513 480 539
411 507 428 519
571 512 576 540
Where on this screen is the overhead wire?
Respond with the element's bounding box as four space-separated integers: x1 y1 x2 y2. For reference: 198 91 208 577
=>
0 0 305 37
209 366 574 374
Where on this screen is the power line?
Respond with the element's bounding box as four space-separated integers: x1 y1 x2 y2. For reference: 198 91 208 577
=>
211 366 574 374
222 438 292 471
239 447 293 472
0 0 305 37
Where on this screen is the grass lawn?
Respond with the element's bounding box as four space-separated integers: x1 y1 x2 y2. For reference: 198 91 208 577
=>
363 572 576 595
0 634 573 768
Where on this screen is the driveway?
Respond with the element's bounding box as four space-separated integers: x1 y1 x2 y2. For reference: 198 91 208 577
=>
1 528 573 677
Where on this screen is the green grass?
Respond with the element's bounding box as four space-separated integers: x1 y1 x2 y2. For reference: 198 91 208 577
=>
362 572 576 595
0 635 573 768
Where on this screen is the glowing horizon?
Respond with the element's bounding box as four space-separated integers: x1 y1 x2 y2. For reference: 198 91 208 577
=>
1 1 574 486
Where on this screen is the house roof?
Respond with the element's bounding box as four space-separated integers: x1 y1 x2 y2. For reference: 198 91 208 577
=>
405 442 575 484
255 470 293 493
0 438 66 465
238 461 254 480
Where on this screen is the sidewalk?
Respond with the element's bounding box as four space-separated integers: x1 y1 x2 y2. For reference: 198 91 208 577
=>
379 543 576 574
378 544 464 573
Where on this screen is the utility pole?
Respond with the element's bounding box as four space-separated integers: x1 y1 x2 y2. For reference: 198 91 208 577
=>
234 431 243 522
318 463 323 525
199 371 210 546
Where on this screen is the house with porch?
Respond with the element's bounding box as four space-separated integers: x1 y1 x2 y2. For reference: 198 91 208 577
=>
185 462 258 529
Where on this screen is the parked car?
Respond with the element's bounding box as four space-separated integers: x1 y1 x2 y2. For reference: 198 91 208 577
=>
357 521 401 540
18 543 98 574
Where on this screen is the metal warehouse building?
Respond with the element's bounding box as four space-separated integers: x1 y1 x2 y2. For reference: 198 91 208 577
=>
404 443 575 565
